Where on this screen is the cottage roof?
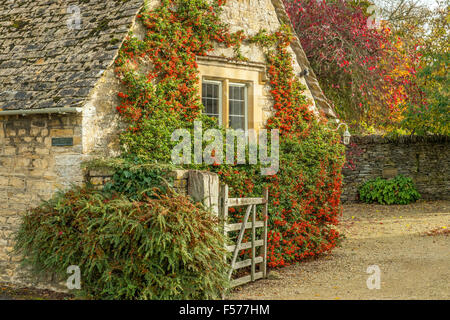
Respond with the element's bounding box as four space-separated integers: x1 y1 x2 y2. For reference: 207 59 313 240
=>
0 0 335 117
0 0 143 112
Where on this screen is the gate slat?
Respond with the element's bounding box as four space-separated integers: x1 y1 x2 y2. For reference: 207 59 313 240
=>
226 239 264 252
228 198 265 207
225 221 264 232
231 272 264 288
232 256 263 270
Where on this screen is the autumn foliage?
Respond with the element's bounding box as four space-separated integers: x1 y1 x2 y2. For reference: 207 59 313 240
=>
284 0 422 132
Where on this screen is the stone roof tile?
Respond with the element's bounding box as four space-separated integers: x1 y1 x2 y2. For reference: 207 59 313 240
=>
0 0 143 111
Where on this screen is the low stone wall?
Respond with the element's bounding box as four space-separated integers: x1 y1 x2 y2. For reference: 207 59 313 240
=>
342 135 450 202
86 168 219 214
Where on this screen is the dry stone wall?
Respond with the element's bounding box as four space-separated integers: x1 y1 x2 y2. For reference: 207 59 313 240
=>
342 135 450 202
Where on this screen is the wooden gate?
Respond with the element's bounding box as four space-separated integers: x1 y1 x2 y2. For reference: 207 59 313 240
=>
219 185 269 287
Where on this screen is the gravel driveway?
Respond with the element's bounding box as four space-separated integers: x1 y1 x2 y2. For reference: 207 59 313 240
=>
230 200 450 300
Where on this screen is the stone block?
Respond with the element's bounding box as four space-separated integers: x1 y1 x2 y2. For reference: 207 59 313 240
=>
90 177 103 185
32 159 49 169
8 177 25 189
35 147 50 155
30 127 42 136
382 167 398 179
4 146 16 155
188 170 219 215
0 176 8 186
173 179 187 189
169 170 189 180
89 168 115 177
17 145 33 154
5 129 16 137
50 128 74 137
73 136 81 146
40 128 49 136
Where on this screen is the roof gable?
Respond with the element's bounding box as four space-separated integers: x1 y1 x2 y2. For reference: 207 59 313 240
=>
270 0 336 118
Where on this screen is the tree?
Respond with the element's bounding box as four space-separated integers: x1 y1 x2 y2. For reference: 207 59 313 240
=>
373 0 430 33
284 0 423 132
400 2 449 135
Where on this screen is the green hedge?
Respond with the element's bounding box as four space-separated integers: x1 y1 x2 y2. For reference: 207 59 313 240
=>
14 186 229 299
358 175 421 205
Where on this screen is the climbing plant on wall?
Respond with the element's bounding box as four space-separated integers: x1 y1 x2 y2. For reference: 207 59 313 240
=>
114 0 346 268
15 3 347 299
216 28 345 266
15 0 346 299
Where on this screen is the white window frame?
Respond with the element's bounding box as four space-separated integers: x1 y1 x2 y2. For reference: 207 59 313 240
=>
228 82 248 131
202 79 223 126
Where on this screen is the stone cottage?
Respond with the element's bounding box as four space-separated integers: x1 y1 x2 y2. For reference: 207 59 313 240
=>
0 0 334 287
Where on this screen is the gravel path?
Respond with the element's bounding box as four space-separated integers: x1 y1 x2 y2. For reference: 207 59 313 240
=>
230 200 450 300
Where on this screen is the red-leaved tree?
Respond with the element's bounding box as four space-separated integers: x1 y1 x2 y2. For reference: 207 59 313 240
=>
284 0 421 130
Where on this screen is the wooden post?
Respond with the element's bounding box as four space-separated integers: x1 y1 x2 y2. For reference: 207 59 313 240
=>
220 184 229 232
220 184 228 300
251 204 256 281
262 187 269 278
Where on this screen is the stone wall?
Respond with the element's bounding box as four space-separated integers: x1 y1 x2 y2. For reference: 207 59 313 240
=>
0 113 84 288
342 135 450 202
86 168 220 215
86 168 189 195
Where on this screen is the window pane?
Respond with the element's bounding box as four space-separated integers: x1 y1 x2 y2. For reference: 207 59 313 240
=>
229 84 246 130
202 82 220 122
230 100 244 117
229 116 245 130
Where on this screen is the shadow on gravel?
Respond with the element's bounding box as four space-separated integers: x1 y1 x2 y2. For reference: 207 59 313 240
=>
0 284 74 300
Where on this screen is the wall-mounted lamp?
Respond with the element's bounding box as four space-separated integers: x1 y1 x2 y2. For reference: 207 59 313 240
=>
343 127 351 145
332 120 351 145
298 68 309 78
